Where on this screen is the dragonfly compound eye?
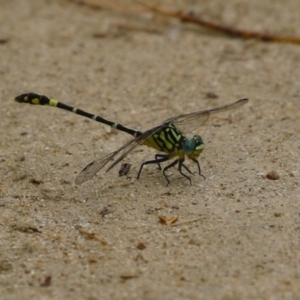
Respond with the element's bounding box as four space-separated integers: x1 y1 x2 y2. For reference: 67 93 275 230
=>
193 135 204 147
186 135 205 159
182 138 196 155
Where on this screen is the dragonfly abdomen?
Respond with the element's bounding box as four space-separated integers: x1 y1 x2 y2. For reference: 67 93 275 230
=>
14 93 141 138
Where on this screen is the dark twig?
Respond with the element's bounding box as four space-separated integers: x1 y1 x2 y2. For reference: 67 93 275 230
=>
137 0 300 45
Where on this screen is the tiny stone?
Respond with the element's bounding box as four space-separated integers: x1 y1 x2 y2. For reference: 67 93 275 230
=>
206 92 219 99
136 242 146 250
266 171 280 180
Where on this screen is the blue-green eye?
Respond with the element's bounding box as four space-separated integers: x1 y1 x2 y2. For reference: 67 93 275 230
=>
193 135 204 148
182 139 195 154
182 135 204 154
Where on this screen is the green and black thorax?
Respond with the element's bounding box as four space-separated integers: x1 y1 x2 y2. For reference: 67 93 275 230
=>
144 123 205 159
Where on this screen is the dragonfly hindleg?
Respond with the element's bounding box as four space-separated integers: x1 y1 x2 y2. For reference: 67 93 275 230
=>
137 154 170 180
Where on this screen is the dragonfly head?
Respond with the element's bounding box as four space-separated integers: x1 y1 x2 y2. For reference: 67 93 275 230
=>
182 135 204 157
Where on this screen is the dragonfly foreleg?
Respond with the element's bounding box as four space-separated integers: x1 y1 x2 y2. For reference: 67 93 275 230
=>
191 158 206 179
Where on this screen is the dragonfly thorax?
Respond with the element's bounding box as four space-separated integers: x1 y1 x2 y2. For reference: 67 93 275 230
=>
182 135 204 156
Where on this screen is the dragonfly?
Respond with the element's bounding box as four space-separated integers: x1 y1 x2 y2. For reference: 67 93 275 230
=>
14 93 248 185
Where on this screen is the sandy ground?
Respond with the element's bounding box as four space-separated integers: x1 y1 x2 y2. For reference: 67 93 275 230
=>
1 0 300 299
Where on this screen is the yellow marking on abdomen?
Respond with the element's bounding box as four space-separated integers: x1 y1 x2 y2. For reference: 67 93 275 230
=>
48 99 59 107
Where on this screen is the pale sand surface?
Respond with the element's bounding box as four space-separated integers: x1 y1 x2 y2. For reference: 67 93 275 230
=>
1 0 300 299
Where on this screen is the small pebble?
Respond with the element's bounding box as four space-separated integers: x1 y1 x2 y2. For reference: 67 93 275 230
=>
266 171 280 180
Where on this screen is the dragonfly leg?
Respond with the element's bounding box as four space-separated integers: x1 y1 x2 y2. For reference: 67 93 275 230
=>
137 154 170 180
155 153 167 170
162 159 179 186
181 163 193 175
178 159 192 185
191 158 206 179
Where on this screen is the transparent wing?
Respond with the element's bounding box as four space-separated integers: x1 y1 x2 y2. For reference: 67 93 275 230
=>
75 124 164 185
105 124 164 172
164 98 248 133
